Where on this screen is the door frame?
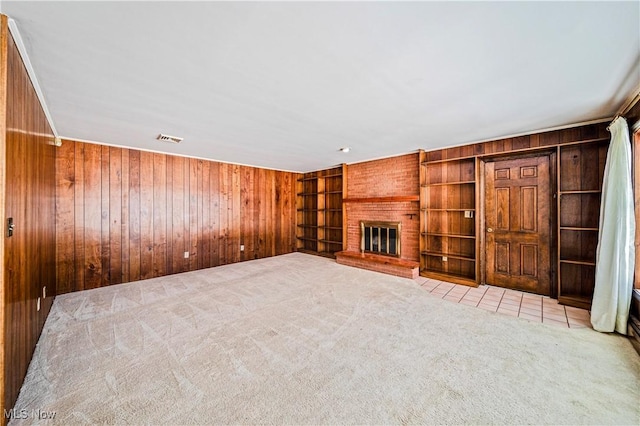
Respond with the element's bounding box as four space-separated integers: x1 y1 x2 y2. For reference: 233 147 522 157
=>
479 149 557 297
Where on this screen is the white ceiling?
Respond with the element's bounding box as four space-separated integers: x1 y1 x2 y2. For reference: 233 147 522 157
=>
3 1 639 172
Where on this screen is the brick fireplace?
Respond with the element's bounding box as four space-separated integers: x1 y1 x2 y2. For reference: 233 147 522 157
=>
336 153 420 279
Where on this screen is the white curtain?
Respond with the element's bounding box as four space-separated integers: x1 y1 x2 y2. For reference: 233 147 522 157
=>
591 117 635 334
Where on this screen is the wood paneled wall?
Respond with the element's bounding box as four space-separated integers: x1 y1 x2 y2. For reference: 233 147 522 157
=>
56 140 298 294
423 123 609 162
2 25 57 413
0 15 8 417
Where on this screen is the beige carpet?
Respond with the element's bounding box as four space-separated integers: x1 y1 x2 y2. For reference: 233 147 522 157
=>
12 253 640 425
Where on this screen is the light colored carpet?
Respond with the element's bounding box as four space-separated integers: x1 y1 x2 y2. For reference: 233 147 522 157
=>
12 253 640 425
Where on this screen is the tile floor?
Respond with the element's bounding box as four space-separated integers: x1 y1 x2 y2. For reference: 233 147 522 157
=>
414 277 592 329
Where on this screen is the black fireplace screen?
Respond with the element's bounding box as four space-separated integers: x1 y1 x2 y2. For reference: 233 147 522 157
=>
361 221 401 256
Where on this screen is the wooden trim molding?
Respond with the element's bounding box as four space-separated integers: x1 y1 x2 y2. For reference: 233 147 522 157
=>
343 195 419 203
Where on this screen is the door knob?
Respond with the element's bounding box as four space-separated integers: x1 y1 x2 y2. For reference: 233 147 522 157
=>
487 228 494 233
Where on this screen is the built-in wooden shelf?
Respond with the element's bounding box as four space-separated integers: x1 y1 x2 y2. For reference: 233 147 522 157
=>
343 195 419 203
297 173 343 182
420 137 609 165
559 136 609 147
320 240 342 245
421 208 476 212
420 152 478 285
557 138 608 309
296 167 344 258
558 294 592 310
417 134 609 302
422 251 476 262
559 190 602 195
421 232 475 239
420 270 477 287
421 155 477 165
421 181 475 187
560 259 596 266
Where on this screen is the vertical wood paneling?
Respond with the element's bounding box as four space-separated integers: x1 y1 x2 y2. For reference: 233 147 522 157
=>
210 162 220 267
73 142 85 290
55 140 75 294
3 26 56 413
84 143 102 289
129 150 141 281
109 147 122 285
55 140 298 295
201 161 211 267
219 163 229 263
267 169 275 255
231 165 241 263
121 149 130 283
0 16 7 414
183 158 190 271
253 169 267 258
189 159 199 269
139 151 154 279
100 146 110 287
171 156 184 273
275 172 283 255
152 154 167 277
240 167 254 260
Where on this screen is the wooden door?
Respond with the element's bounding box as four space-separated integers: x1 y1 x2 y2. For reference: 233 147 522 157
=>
484 155 553 295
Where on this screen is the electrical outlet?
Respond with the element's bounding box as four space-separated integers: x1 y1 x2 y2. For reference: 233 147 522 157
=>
442 256 448 262
240 245 245 252
43 286 46 299
37 297 41 312
184 251 189 259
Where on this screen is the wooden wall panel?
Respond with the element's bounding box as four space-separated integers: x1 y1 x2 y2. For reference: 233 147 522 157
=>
84 143 102 289
3 28 56 412
0 19 7 415
121 149 130 284
55 140 74 294
139 151 154 280
425 123 609 162
55 140 299 294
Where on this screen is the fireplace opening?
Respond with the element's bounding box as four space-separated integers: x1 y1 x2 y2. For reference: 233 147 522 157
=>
360 221 401 257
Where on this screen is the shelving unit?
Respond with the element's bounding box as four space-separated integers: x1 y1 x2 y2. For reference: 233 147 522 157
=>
557 138 609 309
419 151 478 285
296 166 344 257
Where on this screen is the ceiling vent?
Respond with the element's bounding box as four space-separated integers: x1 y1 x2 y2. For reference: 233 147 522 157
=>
156 134 183 144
